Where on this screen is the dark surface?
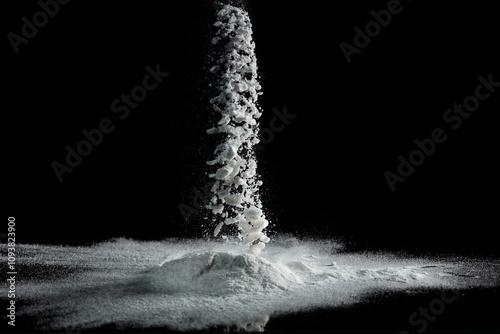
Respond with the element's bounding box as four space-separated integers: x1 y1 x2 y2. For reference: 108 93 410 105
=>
264 288 500 333
4 1 500 255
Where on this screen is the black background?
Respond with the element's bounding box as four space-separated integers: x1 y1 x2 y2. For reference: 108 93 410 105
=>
4 0 499 255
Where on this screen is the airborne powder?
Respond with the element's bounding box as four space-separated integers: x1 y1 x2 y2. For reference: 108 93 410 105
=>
205 5 269 255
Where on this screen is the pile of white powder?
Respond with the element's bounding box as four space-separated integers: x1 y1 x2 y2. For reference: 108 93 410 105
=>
142 239 438 297
144 252 299 295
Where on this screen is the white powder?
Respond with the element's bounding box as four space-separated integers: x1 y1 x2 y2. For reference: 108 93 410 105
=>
143 248 436 297
145 252 299 295
10 238 497 332
206 4 269 255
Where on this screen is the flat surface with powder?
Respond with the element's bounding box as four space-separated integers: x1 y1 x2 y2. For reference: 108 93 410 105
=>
3 237 499 332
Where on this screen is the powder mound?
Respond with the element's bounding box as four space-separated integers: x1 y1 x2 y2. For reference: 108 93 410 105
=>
145 252 298 295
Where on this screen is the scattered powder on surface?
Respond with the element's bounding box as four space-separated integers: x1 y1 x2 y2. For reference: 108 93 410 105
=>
6 238 498 331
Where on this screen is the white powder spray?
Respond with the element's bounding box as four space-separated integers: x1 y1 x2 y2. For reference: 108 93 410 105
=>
206 5 269 254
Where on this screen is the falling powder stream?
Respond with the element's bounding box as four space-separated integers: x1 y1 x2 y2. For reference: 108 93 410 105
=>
205 4 270 255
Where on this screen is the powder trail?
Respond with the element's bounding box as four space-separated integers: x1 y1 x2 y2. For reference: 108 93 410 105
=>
206 4 269 255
